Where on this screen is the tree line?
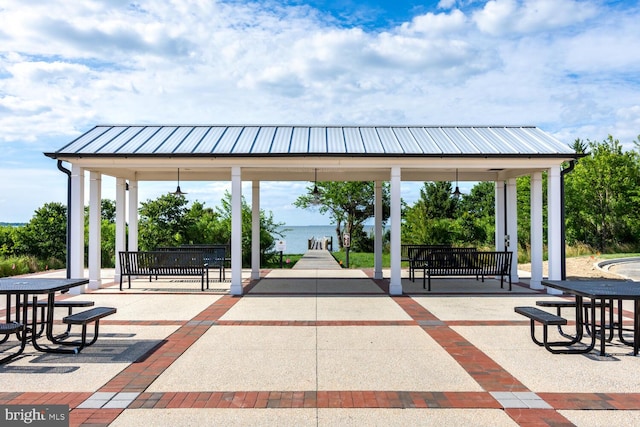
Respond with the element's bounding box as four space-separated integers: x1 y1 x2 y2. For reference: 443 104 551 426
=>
1 134 638 276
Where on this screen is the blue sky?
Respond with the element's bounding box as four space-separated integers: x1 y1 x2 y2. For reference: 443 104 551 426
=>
1 0 639 225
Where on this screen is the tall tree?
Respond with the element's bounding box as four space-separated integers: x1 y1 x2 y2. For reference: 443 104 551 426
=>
14 202 67 262
402 181 459 245
565 136 640 251
138 194 193 250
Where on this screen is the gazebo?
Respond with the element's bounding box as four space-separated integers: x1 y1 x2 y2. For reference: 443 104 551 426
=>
44 125 580 295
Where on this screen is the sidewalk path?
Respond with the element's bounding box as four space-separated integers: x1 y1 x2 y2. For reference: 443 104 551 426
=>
292 249 342 270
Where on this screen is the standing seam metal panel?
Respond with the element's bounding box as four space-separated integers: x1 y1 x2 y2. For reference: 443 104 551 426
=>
197 127 227 153
426 127 462 153
309 127 327 153
270 127 293 153
392 127 422 154
491 128 536 153
473 128 518 154
359 127 384 153
343 127 365 153
441 127 481 154
375 127 404 154
213 127 244 154
117 126 161 154
98 126 144 153
151 127 194 154
233 127 260 153
520 127 571 153
56 126 109 153
252 127 277 153
290 127 309 153
326 127 345 152
75 126 126 154
184 126 212 153
134 127 177 153
457 127 500 153
407 127 443 153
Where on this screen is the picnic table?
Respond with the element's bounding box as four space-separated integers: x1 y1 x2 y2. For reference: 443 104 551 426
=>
516 279 640 356
0 278 115 363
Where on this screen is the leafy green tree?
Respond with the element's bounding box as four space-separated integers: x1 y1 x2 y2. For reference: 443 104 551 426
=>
294 181 390 251
183 201 226 244
565 135 640 251
214 191 284 265
402 181 459 244
138 194 193 250
0 225 20 256
14 202 67 262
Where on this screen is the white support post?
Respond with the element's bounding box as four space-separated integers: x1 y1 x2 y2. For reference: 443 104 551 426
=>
547 166 562 294
69 164 85 293
114 178 127 285
374 180 383 280
251 180 260 280
128 179 139 252
530 172 544 289
389 167 402 295
230 167 243 295
506 178 519 283
88 172 102 290
495 181 506 252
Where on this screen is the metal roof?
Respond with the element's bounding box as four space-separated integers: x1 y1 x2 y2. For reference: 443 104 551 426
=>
46 125 576 158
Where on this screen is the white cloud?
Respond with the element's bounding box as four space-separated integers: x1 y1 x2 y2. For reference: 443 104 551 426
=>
473 0 598 36
0 0 639 223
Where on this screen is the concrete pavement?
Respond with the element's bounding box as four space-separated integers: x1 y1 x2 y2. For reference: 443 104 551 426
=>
2 255 640 426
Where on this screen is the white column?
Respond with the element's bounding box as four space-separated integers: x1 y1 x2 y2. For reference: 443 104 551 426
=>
114 178 127 284
495 181 506 252
88 172 102 290
530 172 544 289
230 167 243 295
69 164 85 293
506 178 519 282
251 180 260 280
547 166 562 294
389 167 402 295
374 180 383 280
128 179 139 252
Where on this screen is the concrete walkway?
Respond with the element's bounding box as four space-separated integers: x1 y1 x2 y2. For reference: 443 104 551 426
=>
292 249 342 270
2 263 640 426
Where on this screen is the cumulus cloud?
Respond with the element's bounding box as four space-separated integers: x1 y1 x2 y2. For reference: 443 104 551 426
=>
0 0 638 144
473 0 598 35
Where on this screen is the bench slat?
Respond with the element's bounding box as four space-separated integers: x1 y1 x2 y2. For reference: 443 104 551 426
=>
63 307 117 325
0 321 24 334
515 306 567 325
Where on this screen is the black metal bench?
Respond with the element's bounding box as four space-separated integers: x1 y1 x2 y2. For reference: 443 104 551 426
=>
515 306 568 353
119 251 209 291
403 244 452 281
536 299 613 339
27 300 95 338
0 321 27 363
159 245 229 282
62 306 117 352
422 250 512 291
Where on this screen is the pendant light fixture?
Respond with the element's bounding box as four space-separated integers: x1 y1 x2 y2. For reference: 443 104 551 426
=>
452 168 462 198
170 168 187 196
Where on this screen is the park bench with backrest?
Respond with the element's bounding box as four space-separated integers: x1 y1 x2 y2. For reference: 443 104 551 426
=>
159 244 230 282
118 251 209 291
422 250 513 291
404 244 452 281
